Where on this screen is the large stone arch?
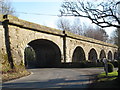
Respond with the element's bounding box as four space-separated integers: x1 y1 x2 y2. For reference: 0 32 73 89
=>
19 31 64 66
108 51 112 60
99 50 106 60
88 48 98 62
24 39 61 68
72 46 86 62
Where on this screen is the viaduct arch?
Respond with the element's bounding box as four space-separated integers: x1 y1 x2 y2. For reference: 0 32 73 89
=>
88 48 98 62
0 15 118 68
99 50 106 60
72 46 86 62
25 39 61 68
108 51 112 60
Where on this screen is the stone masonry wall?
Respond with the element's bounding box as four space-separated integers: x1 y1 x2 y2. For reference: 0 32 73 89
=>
8 25 64 65
0 22 7 64
0 15 118 67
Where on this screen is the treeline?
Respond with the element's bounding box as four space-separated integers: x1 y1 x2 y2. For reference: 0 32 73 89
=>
56 18 118 45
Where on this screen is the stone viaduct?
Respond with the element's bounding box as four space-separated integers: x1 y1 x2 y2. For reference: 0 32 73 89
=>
0 15 118 68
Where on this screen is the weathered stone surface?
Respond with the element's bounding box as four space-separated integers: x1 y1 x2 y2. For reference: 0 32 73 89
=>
0 15 118 67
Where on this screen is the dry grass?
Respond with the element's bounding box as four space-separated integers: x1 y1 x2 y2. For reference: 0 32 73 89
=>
2 63 30 82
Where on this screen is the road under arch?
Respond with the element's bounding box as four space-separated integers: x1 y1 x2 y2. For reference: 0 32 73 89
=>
24 39 61 68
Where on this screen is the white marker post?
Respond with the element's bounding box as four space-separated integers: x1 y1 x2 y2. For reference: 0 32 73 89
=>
103 58 108 76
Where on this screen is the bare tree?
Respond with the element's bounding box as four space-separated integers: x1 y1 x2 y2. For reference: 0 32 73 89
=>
57 18 84 35
57 17 108 41
0 0 15 15
109 29 118 45
60 0 120 28
84 26 108 42
60 0 120 79
57 18 71 31
71 18 84 35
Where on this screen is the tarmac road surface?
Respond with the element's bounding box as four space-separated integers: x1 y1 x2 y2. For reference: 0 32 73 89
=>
2 68 104 89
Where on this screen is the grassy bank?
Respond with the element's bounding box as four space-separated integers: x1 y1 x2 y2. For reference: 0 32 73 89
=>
90 71 120 88
1 52 30 82
2 68 30 82
2 62 30 82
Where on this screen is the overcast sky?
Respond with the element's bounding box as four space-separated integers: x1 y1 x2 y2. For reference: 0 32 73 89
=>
10 0 116 36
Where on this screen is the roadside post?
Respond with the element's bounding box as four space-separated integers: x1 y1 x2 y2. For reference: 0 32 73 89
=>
103 58 108 76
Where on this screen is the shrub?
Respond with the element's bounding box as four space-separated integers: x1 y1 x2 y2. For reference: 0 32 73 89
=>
107 63 114 73
110 61 118 67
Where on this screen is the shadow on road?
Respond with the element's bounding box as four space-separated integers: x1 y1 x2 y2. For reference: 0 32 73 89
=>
2 74 95 89
2 68 104 89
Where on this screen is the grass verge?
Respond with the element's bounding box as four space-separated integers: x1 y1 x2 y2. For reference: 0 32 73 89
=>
89 71 120 88
2 65 30 82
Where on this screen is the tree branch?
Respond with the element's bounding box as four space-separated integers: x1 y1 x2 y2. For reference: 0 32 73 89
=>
60 1 120 28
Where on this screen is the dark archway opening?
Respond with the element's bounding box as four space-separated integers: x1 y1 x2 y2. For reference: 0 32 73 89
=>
99 50 106 60
24 39 61 68
114 52 118 60
88 48 98 62
108 51 112 60
72 46 86 62
24 46 36 68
